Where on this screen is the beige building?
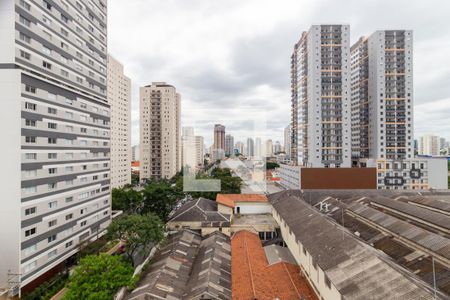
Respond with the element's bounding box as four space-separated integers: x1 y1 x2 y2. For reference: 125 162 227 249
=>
107 55 131 188
418 134 439 156
140 82 181 180
195 136 204 168
213 124 225 150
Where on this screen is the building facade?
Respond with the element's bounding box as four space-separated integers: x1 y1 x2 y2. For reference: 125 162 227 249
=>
284 125 291 158
224 134 234 156
213 124 225 151
246 138 254 157
195 136 204 168
0 0 110 295
265 139 273 157
140 82 181 180
131 144 139 161
367 30 414 161
418 134 439 156
107 55 131 188
293 25 352 168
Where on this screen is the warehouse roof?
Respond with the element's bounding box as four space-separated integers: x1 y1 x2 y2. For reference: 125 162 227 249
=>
269 190 437 300
169 198 231 224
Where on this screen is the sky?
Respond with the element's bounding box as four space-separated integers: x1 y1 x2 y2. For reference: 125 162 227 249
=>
108 0 450 147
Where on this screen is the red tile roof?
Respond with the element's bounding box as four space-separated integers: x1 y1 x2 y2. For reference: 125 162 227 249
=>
231 230 318 300
216 194 268 208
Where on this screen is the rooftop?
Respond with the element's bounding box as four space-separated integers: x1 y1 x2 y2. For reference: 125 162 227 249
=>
269 190 441 299
231 230 317 300
216 194 268 208
169 198 231 224
126 230 231 300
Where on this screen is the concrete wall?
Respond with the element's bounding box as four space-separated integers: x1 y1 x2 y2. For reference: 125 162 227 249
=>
426 158 448 189
0 68 22 291
217 203 233 215
234 202 272 215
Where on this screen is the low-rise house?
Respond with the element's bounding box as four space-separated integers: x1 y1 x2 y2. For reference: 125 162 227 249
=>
216 194 271 215
231 230 317 300
167 198 231 236
126 230 231 300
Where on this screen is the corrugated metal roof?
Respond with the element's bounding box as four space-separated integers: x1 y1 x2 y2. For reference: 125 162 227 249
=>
268 190 437 300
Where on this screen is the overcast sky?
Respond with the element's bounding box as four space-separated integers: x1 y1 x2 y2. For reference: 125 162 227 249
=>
108 0 450 147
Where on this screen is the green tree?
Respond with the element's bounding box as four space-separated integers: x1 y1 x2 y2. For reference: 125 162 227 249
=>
63 254 134 300
266 162 280 170
141 181 180 221
106 213 164 265
111 188 143 213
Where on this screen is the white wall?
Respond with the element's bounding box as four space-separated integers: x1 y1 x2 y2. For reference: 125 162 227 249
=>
0 0 15 63
0 69 22 290
427 158 448 189
234 202 272 215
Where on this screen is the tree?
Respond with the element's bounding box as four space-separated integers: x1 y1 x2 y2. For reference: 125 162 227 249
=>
111 188 143 214
266 162 280 170
106 213 164 265
63 254 134 300
141 181 180 221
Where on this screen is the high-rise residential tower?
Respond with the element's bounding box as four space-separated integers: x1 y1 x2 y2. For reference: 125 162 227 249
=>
0 0 110 295
224 134 234 156
131 144 140 161
351 31 414 164
213 124 225 150
195 136 204 168
292 25 351 168
266 139 273 157
418 135 439 156
107 55 131 188
140 82 181 180
284 125 291 158
246 138 254 157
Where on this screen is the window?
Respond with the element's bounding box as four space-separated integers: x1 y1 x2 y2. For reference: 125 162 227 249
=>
65 241 73 248
24 244 37 255
48 107 57 114
48 201 57 209
80 128 87 133
80 208 87 214
47 234 56 243
61 28 68 37
43 61 52 69
25 102 36 110
44 0 52 10
24 170 37 178
25 207 36 216
65 112 73 119
48 249 57 258
80 220 87 227
76 77 83 84
65 213 73 220
25 227 36 237
61 14 68 23
48 137 57 144
61 69 69 77
65 196 73 203
20 50 31 60
66 179 73 185
48 182 57 189
65 153 73 159
61 42 68 50
24 261 37 273
25 85 36 93
25 136 36 143
48 153 57 159
25 119 36 127
65 98 73 105
20 0 31 10
48 168 57 174
19 15 31 27
66 125 73 132
25 153 37 160
65 166 73 172
48 220 57 227
47 93 56 100
19 32 31 43
48 122 57 129
42 15 52 25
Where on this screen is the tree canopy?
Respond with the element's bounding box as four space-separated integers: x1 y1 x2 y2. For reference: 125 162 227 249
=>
111 187 143 214
63 254 134 300
106 213 164 265
141 180 180 222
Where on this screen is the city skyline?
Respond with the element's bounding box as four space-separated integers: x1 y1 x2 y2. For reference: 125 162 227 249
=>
109 0 450 147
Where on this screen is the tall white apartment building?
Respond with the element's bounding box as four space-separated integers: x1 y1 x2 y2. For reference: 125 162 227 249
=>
131 144 140 161
293 25 352 168
140 82 181 180
107 55 131 188
265 139 273 156
366 30 414 161
224 134 234 156
0 0 110 296
284 125 291 158
418 134 439 156
195 136 204 168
